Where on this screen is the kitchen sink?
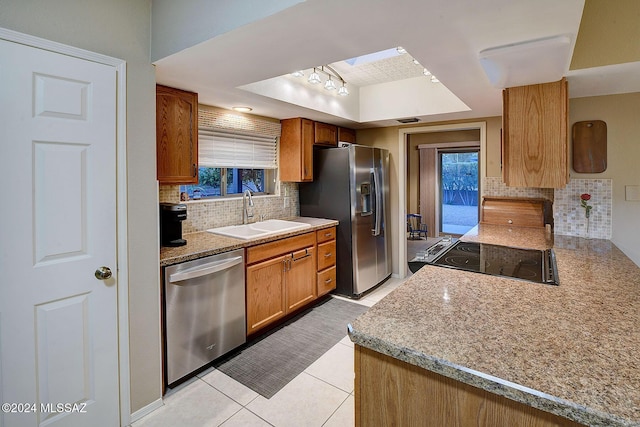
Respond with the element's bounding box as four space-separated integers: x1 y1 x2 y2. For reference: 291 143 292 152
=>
207 219 311 240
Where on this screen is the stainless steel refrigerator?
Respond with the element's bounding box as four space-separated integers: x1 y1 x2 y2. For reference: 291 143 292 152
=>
299 144 391 298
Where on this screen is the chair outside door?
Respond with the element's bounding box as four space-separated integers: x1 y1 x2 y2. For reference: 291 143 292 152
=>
407 214 428 239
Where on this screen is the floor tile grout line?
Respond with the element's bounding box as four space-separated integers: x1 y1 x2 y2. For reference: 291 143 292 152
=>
320 392 353 427
300 371 354 396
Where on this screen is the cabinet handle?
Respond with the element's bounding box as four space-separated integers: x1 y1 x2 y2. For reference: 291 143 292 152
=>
325 232 333 237
324 253 332 258
292 248 311 262
324 278 332 284
192 163 197 177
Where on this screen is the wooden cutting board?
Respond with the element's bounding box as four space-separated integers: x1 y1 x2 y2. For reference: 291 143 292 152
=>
572 120 607 173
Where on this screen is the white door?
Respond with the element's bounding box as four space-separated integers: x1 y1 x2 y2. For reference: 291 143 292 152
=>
0 39 119 426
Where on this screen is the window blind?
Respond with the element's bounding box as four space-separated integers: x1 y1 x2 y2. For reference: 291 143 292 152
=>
198 128 277 169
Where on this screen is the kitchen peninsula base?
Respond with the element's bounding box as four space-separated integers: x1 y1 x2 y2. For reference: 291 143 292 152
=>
354 345 584 427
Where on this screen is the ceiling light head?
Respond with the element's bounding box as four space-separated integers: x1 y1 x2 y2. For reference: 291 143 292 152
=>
291 70 304 77
430 75 439 83
308 68 321 84
412 58 420 65
338 83 349 96
423 68 432 76
232 106 252 113
324 77 337 91
396 46 407 54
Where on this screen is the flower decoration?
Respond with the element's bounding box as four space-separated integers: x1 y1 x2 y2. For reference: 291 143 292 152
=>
580 193 592 218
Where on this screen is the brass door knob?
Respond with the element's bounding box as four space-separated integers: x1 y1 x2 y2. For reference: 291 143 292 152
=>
95 266 113 280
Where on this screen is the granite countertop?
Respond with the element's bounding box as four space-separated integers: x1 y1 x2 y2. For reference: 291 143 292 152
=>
160 217 338 267
349 226 640 426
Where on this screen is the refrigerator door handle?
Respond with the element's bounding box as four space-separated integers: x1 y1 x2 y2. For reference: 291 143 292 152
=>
371 169 382 236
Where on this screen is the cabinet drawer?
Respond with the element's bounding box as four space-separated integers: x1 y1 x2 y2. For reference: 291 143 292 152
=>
317 240 336 271
316 227 336 243
247 232 315 264
317 266 336 297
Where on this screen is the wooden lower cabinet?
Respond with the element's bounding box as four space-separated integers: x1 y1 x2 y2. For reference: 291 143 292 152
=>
355 345 585 427
246 255 287 335
245 232 317 335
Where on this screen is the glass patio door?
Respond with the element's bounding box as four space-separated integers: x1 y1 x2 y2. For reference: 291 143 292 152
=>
439 149 479 235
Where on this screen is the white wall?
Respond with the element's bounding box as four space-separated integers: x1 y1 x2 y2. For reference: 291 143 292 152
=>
0 0 161 414
151 0 304 61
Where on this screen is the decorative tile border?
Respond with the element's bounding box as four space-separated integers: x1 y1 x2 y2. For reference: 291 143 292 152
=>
553 179 612 239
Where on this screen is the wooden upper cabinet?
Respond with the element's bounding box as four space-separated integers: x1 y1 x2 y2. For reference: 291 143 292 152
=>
156 85 198 184
338 127 356 144
279 118 314 182
314 122 338 146
502 78 568 188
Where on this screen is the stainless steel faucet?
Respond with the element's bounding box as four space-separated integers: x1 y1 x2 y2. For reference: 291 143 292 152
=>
243 189 254 224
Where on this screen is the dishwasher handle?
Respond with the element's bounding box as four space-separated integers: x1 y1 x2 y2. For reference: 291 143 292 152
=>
169 256 243 284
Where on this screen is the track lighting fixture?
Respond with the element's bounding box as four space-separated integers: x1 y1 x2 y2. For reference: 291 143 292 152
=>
292 65 349 95
308 68 321 84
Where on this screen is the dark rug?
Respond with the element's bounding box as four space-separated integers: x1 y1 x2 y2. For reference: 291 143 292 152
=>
214 297 369 399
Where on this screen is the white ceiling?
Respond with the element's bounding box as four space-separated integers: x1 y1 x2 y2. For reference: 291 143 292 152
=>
153 0 639 128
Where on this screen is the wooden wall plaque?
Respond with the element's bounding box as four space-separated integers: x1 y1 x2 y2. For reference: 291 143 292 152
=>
572 120 607 173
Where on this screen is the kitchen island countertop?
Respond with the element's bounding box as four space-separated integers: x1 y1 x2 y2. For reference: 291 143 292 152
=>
349 225 640 426
160 217 338 267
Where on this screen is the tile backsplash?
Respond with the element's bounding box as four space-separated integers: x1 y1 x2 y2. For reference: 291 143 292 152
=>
159 182 299 234
482 177 554 200
553 179 612 239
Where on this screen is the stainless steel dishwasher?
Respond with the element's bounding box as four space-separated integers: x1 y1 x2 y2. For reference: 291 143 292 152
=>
164 248 246 387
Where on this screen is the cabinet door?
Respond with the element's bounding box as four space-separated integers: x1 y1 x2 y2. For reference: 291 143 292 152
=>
314 122 338 146
502 78 568 188
156 85 198 184
286 247 316 313
246 255 286 335
338 127 356 144
280 118 314 182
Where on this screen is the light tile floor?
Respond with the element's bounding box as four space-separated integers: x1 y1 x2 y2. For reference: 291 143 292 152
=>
132 277 405 427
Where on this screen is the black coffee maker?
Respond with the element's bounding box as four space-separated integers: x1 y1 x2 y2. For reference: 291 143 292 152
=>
160 203 187 247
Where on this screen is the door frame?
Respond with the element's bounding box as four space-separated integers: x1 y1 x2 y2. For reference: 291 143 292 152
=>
398 122 486 278
0 28 131 426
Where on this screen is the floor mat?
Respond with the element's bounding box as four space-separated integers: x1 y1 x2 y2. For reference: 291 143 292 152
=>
214 297 369 399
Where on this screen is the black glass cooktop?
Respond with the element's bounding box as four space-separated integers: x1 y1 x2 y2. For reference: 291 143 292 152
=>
429 241 559 285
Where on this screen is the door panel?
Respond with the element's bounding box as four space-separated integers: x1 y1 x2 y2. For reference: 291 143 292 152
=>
0 39 118 427
350 145 377 294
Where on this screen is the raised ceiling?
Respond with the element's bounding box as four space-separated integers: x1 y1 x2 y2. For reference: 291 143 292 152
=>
153 0 640 128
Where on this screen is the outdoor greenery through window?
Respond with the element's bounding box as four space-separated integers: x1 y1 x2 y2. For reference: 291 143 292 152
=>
180 128 277 200
181 167 273 199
